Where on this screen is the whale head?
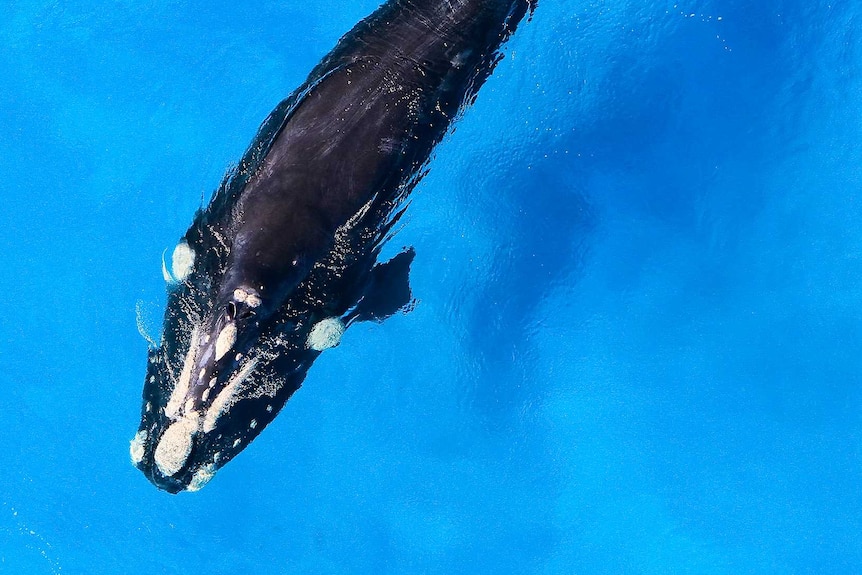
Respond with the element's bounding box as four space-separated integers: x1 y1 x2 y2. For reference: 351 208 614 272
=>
130 237 321 493
131 225 413 493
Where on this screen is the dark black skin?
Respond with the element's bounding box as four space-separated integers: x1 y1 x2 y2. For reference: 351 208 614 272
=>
133 0 534 493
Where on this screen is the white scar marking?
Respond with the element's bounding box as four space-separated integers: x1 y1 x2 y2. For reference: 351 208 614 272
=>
203 358 259 433
215 322 237 362
129 430 147 465
249 419 257 430
154 414 199 477
166 327 199 419
307 317 345 351
171 241 195 282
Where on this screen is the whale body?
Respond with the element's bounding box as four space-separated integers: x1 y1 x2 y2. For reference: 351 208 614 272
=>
131 0 534 493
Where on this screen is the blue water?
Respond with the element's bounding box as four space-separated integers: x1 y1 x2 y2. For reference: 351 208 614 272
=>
1 0 860 573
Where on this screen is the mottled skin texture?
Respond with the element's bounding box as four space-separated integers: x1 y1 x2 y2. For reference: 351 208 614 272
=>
134 0 534 493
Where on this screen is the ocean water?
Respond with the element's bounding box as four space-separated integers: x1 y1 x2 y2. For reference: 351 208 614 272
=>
1 0 860 573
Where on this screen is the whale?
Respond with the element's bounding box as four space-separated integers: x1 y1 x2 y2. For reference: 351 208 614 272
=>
131 0 534 493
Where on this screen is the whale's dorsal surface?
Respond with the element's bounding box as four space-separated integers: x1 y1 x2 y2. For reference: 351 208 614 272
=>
132 0 535 493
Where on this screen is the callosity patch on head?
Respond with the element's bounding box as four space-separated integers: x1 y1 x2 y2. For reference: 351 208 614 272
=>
203 358 259 433
154 415 200 477
163 241 196 284
165 327 200 419
187 464 217 492
306 317 345 351
129 429 148 465
215 322 237 361
171 241 195 281
233 287 262 308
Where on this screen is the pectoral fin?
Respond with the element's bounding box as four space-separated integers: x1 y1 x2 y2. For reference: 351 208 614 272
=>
349 248 416 323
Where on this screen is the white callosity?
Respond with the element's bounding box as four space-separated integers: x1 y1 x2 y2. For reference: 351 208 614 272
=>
154 415 199 477
203 359 259 433
215 322 237 362
129 430 148 465
187 464 217 492
233 287 262 309
307 317 345 351
161 241 196 284
171 241 195 282
165 327 199 419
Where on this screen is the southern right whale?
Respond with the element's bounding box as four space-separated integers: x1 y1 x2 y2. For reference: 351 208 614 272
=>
131 0 535 493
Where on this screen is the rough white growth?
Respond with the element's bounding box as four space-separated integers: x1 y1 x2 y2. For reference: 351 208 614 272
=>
187 464 217 492
307 317 345 351
171 241 195 282
154 415 199 477
166 327 199 419
233 288 262 308
129 430 147 465
215 322 237 361
203 359 259 433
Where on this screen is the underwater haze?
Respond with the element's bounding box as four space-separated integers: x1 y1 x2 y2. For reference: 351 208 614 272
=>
1 0 861 573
